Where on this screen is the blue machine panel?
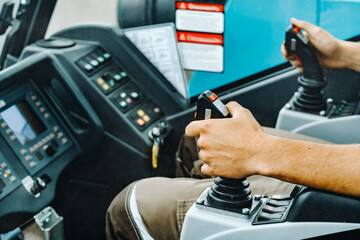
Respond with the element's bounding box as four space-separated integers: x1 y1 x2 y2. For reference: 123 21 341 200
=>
188 0 360 97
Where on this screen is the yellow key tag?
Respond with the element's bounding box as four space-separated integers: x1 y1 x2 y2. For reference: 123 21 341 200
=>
152 142 159 169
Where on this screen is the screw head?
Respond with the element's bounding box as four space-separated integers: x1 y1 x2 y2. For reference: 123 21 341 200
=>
242 208 250 215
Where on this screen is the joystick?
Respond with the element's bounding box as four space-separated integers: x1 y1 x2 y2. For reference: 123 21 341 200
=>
285 25 327 113
196 90 252 212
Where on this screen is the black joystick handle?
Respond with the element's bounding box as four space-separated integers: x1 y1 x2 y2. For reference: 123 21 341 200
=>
285 25 327 112
196 90 252 211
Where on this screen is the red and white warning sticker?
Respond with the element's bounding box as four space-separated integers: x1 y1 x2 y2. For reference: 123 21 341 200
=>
177 31 223 45
175 9 224 34
178 42 224 72
176 2 224 12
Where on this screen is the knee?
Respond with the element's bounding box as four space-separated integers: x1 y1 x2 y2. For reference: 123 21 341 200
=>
106 182 137 240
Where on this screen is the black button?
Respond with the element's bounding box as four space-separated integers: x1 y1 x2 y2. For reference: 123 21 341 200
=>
44 142 58 157
268 199 291 207
36 152 44 160
263 205 287 213
259 212 283 220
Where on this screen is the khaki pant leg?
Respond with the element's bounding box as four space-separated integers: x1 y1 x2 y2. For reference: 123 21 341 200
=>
106 128 332 240
106 183 140 240
106 177 214 240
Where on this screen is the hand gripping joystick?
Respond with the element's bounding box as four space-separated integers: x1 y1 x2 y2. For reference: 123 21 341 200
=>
196 90 252 212
285 25 327 113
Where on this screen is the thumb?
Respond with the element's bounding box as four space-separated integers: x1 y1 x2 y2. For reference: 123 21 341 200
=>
225 101 245 118
290 18 317 36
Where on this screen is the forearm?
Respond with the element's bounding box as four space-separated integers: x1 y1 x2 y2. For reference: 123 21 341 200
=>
339 40 360 72
261 136 360 197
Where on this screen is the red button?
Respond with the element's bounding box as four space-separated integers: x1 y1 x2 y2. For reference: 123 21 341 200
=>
293 27 300 34
208 93 218 102
136 118 145 126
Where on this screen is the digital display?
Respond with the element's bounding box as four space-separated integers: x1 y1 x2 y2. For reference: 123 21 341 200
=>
0 101 46 145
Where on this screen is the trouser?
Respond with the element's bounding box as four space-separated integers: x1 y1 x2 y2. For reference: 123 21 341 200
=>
105 128 330 240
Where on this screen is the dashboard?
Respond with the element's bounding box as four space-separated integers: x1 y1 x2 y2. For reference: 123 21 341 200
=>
0 25 189 234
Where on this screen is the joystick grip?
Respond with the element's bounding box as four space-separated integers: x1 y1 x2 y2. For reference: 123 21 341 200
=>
196 90 252 212
285 25 327 112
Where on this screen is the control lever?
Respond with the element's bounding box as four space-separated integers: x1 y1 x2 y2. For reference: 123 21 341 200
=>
285 25 327 113
22 174 51 197
196 90 252 212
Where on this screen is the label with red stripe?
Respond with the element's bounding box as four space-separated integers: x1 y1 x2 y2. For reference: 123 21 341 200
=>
176 10 224 34
176 2 224 12
177 31 223 45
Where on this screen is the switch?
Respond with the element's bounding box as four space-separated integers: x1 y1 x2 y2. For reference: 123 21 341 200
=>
263 205 287 213
108 80 116 88
61 138 68 144
130 92 139 100
258 212 283 221
96 78 105 86
136 118 145 126
90 59 99 68
36 152 44 161
103 53 111 60
120 71 128 78
268 199 291 207
24 155 33 162
0 162 6 169
29 161 37 168
143 115 150 123
20 149 27 155
97 56 105 63
120 92 127 99
9 175 16 183
102 83 110 91
113 74 122 81
125 97 132 104
119 101 127 108
137 109 145 117
44 142 58 157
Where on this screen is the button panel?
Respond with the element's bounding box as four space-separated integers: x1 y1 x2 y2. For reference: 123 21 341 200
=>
253 195 293 225
130 102 163 130
76 48 112 75
112 83 143 113
0 153 20 200
0 84 73 175
94 65 131 94
79 48 166 131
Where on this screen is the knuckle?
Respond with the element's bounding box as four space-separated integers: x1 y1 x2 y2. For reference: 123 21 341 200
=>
200 121 211 132
199 150 209 161
196 137 206 148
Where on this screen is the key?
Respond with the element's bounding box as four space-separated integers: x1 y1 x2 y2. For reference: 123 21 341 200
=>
152 137 161 169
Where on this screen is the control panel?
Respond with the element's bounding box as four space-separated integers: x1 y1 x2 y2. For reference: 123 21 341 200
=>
0 152 20 200
0 82 72 177
76 47 164 131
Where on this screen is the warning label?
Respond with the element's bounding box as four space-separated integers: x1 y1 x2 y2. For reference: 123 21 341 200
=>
176 2 224 12
175 10 224 34
177 31 223 45
179 42 224 72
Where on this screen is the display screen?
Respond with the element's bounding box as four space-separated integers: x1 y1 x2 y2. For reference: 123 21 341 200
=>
0 101 46 145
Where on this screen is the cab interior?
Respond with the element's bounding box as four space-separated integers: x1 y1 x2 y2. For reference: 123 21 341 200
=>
0 0 360 239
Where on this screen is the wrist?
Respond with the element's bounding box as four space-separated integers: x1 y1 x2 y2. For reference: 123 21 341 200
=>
339 40 360 72
252 134 281 177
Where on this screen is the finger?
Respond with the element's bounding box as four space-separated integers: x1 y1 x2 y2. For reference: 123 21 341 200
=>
225 101 245 118
281 42 290 59
201 163 213 176
185 120 203 137
290 18 317 35
289 59 302 68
